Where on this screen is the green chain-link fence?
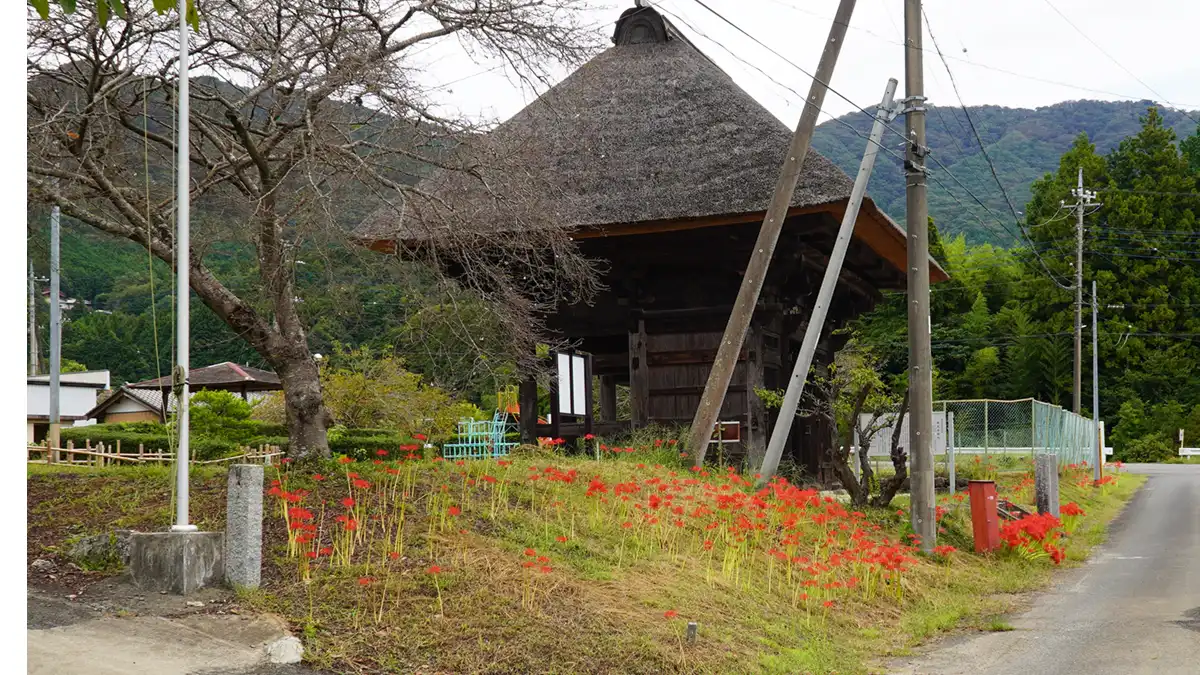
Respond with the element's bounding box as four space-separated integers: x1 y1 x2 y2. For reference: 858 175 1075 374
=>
939 398 1095 467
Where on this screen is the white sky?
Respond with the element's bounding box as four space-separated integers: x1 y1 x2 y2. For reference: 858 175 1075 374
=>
409 0 1200 128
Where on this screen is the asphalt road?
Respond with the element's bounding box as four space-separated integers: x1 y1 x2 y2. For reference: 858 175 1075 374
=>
890 463 1200 675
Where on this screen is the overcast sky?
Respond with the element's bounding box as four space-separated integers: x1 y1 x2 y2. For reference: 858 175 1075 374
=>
408 0 1200 128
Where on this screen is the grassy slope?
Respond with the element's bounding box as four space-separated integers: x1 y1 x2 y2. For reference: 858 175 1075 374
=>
27 454 1143 675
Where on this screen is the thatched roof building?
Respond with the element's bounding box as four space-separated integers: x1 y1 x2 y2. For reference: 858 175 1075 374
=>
359 5 947 478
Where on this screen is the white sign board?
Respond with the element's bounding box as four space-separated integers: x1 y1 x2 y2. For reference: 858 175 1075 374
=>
556 353 588 417
858 411 949 457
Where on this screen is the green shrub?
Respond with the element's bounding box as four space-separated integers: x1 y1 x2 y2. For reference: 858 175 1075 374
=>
59 421 288 461
1118 433 1173 463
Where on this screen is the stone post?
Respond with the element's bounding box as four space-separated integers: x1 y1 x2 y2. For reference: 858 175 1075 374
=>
225 464 264 589
1035 454 1060 518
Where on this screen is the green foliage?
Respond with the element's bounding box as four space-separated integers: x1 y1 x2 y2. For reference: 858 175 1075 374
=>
813 100 1197 244
849 106 1200 461
1120 433 1174 463
61 358 89 373
320 344 485 438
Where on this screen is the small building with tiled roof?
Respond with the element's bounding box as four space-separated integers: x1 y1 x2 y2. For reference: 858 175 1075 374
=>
87 362 282 424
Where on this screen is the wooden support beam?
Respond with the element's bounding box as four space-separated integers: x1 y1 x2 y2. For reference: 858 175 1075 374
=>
629 320 649 429
599 375 617 422
518 376 538 445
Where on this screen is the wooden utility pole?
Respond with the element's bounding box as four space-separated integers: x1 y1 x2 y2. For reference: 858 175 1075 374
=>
29 259 40 377
757 77 900 485
904 0 935 554
1071 169 1097 414
1092 280 1101 481
1074 167 1083 414
685 0 859 466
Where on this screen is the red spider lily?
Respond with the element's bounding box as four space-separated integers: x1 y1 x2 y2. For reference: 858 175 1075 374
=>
341 497 355 508
413 433 428 441
285 492 302 503
668 439 677 446
352 479 370 489
703 540 714 550
376 449 388 457
312 474 325 481
524 548 536 557
358 577 374 586
318 547 332 556
664 610 678 619
267 486 283 497
1061 502 1086 516
338 456 354 464
621 522 633 529
389 551 400 560
539 566 552 574
427 565 442 575
281 458 293 464
556 536 569 543
537 556 549 564
822 600 834 608
372 459 383 465
344 519 358 531
584 434 595 440
933 545 957 557
347 472 359 479
448 506 461 517
522 561 536 568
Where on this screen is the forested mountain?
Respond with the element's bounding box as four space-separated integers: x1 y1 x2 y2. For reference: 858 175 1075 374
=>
812 100 1198 244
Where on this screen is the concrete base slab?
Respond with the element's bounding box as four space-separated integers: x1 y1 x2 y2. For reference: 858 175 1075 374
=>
27 613 294 675
129 531 225 595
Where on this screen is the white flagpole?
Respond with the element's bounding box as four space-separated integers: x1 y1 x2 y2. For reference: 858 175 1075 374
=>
172 0 195 532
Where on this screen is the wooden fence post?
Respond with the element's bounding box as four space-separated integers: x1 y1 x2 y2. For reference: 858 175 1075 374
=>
116 440 122 463
67 440 75 465
138 443 145 460
46 438 55 465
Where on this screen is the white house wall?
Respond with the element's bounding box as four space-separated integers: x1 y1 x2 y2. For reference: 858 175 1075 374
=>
27 383 100 420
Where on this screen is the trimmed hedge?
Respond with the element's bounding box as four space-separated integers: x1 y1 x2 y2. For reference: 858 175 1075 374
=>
56 422 418 461
58 422 287 461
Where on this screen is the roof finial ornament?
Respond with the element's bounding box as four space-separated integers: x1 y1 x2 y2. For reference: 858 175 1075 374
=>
613 3 669 46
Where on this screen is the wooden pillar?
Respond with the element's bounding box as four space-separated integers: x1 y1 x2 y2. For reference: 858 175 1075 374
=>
746 326 768 472
599 375 618 422
518 376 538 445
629 319 649 429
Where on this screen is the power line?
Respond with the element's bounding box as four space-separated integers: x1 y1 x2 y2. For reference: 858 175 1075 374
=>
761 0 1200 111
1090 187 1200 198
1039 0 1200 126
922 10 1074 291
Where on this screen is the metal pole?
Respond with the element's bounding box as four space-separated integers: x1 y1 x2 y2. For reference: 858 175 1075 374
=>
49 202 61 451
29 259 40 376
1092 280 1101 481
685 0 860 466
1073 167 1083 414
171 0 196 533
905 0 935 553
757 78 899 483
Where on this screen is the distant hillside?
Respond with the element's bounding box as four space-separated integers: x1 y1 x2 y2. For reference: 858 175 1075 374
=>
812 99 1198 244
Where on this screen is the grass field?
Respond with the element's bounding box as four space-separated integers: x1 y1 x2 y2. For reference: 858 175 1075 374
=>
27 445 1144 674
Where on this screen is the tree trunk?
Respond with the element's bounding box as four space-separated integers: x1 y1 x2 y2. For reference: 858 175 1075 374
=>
871 389 911 508
276 356 332 460
828 384 872 507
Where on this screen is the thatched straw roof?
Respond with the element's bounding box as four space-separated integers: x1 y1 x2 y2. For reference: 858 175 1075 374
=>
358 5 945 281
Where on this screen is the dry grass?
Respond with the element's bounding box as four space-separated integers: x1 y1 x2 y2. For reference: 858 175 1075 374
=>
27 454 1144 675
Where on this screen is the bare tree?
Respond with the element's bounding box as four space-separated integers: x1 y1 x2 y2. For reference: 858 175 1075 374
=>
27 1 604 458
789 343 910 508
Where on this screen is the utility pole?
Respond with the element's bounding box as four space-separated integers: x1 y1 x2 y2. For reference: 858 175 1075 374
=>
684 0 859 466
29 259 40 377
1073 167 1083 414
1071 169 1098 414
172 0 196 533
904 0 935 554
757 77 900 484
49 201 62 451
1092 280 1101 481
